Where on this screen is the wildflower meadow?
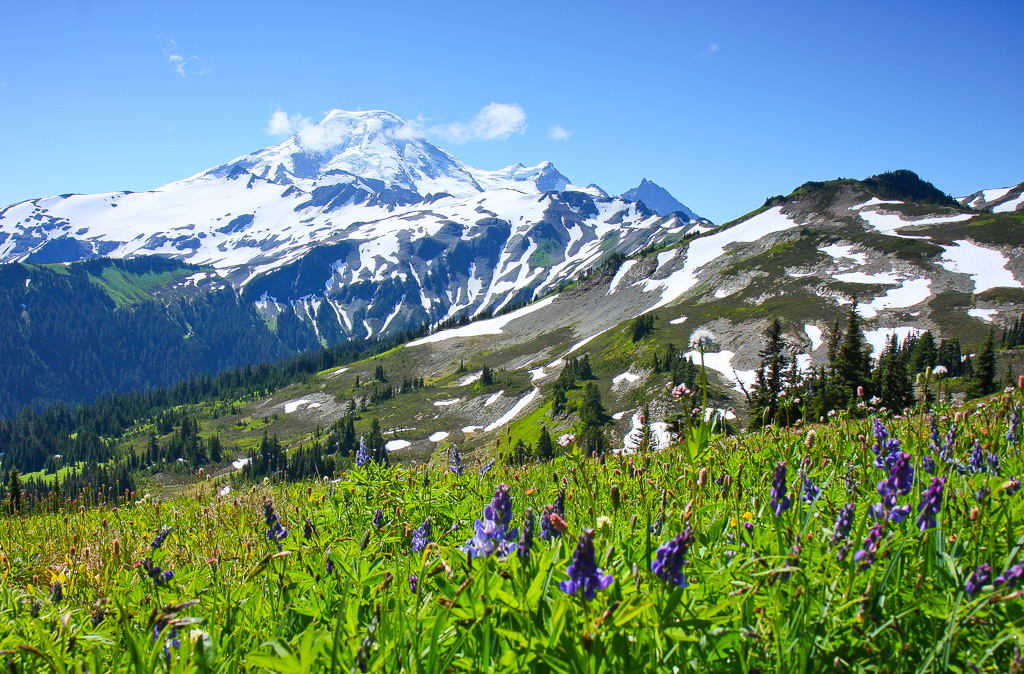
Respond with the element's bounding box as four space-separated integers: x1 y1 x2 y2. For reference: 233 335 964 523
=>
1 389 1024 672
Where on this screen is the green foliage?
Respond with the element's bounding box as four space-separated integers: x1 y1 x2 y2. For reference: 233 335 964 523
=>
4 390 1024 670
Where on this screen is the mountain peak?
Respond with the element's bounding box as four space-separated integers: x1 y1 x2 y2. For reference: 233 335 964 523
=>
620 179 700 221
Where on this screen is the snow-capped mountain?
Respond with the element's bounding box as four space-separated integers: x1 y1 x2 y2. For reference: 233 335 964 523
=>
620 178 700 219
0 109 704 343
958 181 1024 213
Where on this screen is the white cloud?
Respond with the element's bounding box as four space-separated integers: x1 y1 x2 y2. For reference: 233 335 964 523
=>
547 124 572 141
430 103 527 143
265 109 308 136
162 38 209 77
698 42 720 59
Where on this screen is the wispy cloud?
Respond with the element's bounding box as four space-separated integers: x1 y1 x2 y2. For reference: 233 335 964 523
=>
161 38 211 77
697 42 720 60
429 103 526 143
547 124 572 141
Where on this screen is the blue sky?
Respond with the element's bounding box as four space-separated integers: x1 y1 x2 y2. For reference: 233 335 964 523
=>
0 0 1021 223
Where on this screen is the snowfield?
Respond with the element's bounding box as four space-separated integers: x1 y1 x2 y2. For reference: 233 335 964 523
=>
639 206 801 310
938 240 1021 293
407 295 558 346
857 278 932 319
484 388 541 432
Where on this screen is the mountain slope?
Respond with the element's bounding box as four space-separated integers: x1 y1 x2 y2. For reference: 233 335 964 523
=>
0 258 290 416
958 181 1024 213
0 109 699 343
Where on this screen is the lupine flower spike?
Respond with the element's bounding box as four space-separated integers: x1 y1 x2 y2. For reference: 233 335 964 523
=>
462 484 519 558
916 476 946 531
651 528 695 588
412 518 432 553
560 529 613 600
264 500 289 551
769 462 791 516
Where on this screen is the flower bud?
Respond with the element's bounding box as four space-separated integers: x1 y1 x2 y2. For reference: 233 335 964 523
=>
610 484 621 511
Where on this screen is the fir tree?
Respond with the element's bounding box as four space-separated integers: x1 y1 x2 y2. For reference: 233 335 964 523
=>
969 328 998 397
536 425 555 461
6 468 22 515
833 305 871 400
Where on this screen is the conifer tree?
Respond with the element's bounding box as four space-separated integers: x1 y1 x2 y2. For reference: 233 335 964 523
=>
834 305 871 399
6 468 22 515
969 328 998 397
536 424 555 461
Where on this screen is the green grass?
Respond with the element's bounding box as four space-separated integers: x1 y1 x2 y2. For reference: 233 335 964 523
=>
3 389 1024 671
87 267 198 307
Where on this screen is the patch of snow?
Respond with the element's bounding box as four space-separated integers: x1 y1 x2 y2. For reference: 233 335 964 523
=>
796 353 813 372
968 308 999 322
859 210 972 238
385 439 411 452
232 457 251 470
615 411 671 455
864 327 920 359
612 411 627 420
219 485 231 496
485 387 541 432
613 371 640 386
606 259 638 295
994 194 1024 213
656 249 678 270
457 371 482 386
849 198 903 210
407 295 558 346
485 390 504 407
428 431 450 442
857 278 932 318
670 315 688 325
821 243 868 265
283 399 313 414
937 240 1021 293
433 398 462 407
805 324 824 351
462 426 481 433
547 357 565 368
638 206 801 311
683 349 757 392
529 367 547 381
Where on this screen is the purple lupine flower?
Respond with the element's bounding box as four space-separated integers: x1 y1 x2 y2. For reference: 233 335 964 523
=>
995 564 1024 589
449 445 465 476
940 422 958 462
372 508 385 530
871 452 914 523
741 521 754 547
50 581 63 604
854 523 885 571
559 529 613 600
651 528 695 588
422 469 430 488
151 528 172 550
411 518 432 553
1006 478 1021 496
922 455 936 475
264 500 289 551
139 558 174 586
831 503 856 545
916 476 946 531
976 486 991 504
554 487 566 516
462 485 519 559
355 436 371 467
325 553 335 575
769 462 791 516
965 563 991 596
987 452 1001 477
518 508 535 560
968 439 987 474
478 459 496 476
871 418 902 472
408 575 418 594
650 513 664 536
540 504 560 541
1008 405 1021 446
929 416 941 454
802 473 821 505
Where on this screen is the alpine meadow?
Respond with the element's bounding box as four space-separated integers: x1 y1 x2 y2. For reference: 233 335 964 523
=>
2 2 1024 671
